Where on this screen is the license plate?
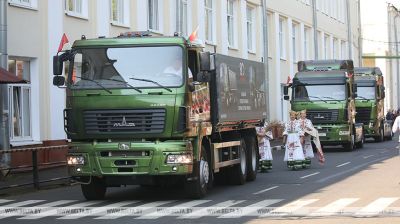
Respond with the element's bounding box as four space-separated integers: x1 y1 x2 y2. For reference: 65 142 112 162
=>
318 133 327 137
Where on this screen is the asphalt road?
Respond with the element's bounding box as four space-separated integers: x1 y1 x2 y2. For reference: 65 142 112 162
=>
0 138 399 224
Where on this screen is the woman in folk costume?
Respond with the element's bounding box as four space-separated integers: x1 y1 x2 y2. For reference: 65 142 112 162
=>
283 111 305 170
299 110 326 165
298 109 314 168
256 121 273 172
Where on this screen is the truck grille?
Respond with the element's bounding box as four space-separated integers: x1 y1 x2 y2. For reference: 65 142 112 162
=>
355 107 371 125
306 110 339 123
84 109 166 134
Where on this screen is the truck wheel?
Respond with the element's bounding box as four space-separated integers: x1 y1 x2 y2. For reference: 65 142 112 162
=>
230 140 247 185
185 146 212 199
81 177 107 200
245 136 258 181
344 134 355 151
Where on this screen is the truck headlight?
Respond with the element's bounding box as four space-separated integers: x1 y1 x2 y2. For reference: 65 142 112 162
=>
166 153 193 164
339 131 350 136
369 122 374 129
67 156 85 165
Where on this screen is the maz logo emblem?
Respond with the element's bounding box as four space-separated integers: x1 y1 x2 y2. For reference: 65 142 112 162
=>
314 114 325 119
118 143 130 150
113 116 136 127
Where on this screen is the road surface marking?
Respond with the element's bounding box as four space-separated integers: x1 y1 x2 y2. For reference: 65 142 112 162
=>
300 172 320 179
218 199 283 218
261 199 318 217
380 150 389 154
58 201 139 219
178 200 245 219
355 197 399 216
95 201 176 219
0 199 14 205
317 156 390 183
363 155 374 159
2 200 77 219
136 200 211 219
310 198 359 216
19 201 104 220
336 162 351 167
253 186 279 195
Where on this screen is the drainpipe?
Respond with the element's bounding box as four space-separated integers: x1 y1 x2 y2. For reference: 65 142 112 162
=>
262 0 270 118
0 0 10 171
357 0 362 66
312 0 318 59
346 0 353 60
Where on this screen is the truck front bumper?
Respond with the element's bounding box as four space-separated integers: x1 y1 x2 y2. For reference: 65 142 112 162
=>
66 140 194 177
314 124 352 145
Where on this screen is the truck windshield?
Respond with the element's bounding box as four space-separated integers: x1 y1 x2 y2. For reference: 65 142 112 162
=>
68 46 184 89
293 84 346 101
356 86 375 100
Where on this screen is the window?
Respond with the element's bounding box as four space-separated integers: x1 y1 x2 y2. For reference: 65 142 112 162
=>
65 0 88 18
7 59 32 141
227 0 235 48
246 6 255 52
333 38 338 59
148 0 159 31
205 0 215 43
8 0 37 9
292 23 297 62
111 0 129 26
304 27 309 60
279 18 286 59
341 40 347 59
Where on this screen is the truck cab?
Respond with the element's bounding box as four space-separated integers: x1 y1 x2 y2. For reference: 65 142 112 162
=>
284 60 364 151
354 67 391 141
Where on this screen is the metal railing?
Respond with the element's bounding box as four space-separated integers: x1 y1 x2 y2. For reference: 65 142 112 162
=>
0 145 70 190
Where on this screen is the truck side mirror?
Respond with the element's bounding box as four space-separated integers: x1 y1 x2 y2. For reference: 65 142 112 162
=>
352 92 358 99
53 76 65 86
53 55 63 76
196 72 211 83
284 86 289 95
352 83 357 94
199 52 215 71
284 95 290 101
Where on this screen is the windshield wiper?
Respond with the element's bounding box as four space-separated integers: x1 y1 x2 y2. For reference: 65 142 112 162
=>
129 77 172 92
308 96 327 103
102 78 142 93
356 95 370 101
322 96 341 102
74 76 112 94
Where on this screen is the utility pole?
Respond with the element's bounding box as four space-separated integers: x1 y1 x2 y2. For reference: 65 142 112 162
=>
0 0 10 171
312 0 318 59
262 0 270 118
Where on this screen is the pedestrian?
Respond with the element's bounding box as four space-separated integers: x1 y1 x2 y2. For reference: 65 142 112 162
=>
256 121 273 172
282 111 305 170
298 109 314 168
392 114 400 145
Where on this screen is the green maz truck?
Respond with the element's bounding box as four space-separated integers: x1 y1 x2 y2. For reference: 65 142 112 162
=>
354 67 392 141
52 32 267 200
283 60 364 151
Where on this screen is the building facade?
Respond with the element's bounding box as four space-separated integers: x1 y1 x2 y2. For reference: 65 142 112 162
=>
3 0 361 165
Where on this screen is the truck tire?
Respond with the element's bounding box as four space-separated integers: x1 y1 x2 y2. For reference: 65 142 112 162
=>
185 146 212 199
344 134 355 151
230 140 247 185
245 136 258 181
81 177 107 200
355 133 364 149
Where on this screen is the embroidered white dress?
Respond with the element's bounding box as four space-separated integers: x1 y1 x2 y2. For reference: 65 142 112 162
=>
256 122 273 161
299 118 315 159
283 120 305 161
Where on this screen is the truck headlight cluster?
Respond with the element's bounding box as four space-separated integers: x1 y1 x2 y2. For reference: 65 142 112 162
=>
369 122 374 129
166 153 193 164
67 156 85 165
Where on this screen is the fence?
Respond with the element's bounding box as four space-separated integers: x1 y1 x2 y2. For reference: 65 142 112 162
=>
0 145 70 190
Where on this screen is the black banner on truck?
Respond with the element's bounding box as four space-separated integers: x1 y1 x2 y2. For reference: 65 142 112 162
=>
214 54 267 123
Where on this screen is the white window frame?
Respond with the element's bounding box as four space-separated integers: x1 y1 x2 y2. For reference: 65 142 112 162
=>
279 17 286 60
65 0 88 19
204 0 216 45
246 5 256 53
110 0 130 27
292 23 297 62
227 0 237 49
8 0 38 10
333 38 338 59
148 0 161 33
8 84 32 142
324 35 329 59
341 40 347 59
